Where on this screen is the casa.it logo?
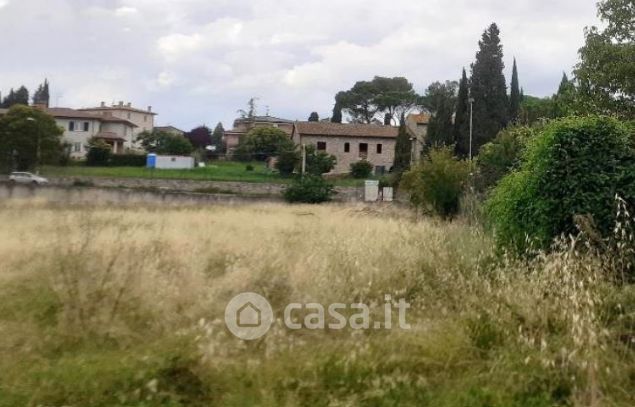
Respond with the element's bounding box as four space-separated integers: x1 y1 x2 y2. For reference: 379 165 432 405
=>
224 292 411 340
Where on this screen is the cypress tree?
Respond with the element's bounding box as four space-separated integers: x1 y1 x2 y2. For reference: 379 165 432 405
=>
331 92 344 123
392 113 412 174
454 68 470 157
470 23 508 155
509 58 520 123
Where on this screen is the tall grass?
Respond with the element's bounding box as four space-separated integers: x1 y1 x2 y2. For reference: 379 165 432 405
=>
0 200 632 406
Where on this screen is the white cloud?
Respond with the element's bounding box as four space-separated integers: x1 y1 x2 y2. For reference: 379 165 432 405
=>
0 0 599 129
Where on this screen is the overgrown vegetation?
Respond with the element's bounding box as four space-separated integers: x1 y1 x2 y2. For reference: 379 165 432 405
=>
283 174 335 203
0 201 632 406
349 160 373 179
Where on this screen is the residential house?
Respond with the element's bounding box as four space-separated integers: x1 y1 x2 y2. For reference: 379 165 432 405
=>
79 101 156 140
47 108 137 158
224 115 294 153
292 122 399 175
154 125 185 136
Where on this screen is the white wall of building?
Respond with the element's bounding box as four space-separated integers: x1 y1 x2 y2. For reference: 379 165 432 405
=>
55 118 101 159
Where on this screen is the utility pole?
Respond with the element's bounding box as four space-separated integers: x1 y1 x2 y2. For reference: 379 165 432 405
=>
468 97 474 161
301 143 306 176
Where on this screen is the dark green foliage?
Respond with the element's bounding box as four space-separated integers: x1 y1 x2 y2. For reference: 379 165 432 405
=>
331 92 344 123
454 68 471 157
486 116 635 252
0 105 63 171
86 139 112 167
476 126 534 191
108 154 146 167
392 114 412 174
519 95 555 125
33 79 50 106
400 146 471 219
308 112 319 122
234 126 294 161
185 126 212 150
574 0 634 118
400 147 470 219
1 86 29 108
350 160 373 178
470 23 509 155
245 164 254 171
275 148 301 176
305 144 336 175
509 59 521 123
136 130 194 155
211 122 226 154
337 76 418 124
423 81 458 147
283 174 335 203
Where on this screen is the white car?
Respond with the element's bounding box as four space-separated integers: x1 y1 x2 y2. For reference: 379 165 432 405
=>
8 172 49 185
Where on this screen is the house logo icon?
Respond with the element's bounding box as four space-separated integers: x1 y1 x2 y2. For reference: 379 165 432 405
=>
225 292 273 340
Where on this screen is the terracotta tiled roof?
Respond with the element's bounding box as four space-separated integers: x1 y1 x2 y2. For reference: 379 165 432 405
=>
99 115 138 127
407 112 431 124
80 106 157 115
295 121 399 138
46 107 103 120
94 131 126 141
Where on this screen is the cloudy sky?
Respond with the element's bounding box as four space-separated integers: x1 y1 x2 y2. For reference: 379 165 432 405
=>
0 0 599 130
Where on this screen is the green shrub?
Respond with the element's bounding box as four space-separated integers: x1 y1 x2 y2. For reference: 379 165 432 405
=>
476 126 534 191
275 148 301 176
485 116 635 252
108 154 146 167
350 160 373 178
235 127 295 161
305 145 337 175
245 164 254 172
85 139 111 167
283 175 335 203
400 146 471 219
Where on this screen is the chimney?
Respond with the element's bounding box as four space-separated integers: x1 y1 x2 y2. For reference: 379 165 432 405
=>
100 101 106 107
148 105 152 112
127 102 132 107
118 101 124 107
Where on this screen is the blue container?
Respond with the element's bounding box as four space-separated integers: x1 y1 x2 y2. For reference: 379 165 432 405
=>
146 153 157 168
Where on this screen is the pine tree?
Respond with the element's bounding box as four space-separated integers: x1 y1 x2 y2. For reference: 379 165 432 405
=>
331 92 344 123
470 23 508 156
509 58 521 123
308 112 319 122
453 68 470 157
392 113 412 174
14 86 29 106
211 122 226 153
552 72 576 117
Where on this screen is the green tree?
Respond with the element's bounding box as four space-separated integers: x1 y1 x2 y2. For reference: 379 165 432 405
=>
1 86 29 108
470 23 509 154
33 79 50 106
304 144 336 175
275 147 301 176
350 160 374 178
86 138 112 167
400 146 470 219
136 130 194 155
454 68 471 157
308 112 319 122
392 113 412 174
574 0 634 118
234 126 294 161
211 122 226 154
422 81 458 147
519 95 554 125
486 116 635 252
0 105 63 171
237 98 258 119
509 59 521 123
331 92 344 123
551 73 577 118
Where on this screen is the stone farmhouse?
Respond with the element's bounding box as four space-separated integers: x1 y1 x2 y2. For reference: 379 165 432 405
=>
293 122 399 175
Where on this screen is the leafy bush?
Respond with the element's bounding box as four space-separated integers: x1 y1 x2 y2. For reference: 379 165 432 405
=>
245 164 254 172
476 125 534 191
108 154 146 167
350 160 373 178
136 130 194 155
305 145 337 175
234 127 295 161
275 148 301 176
486 116 635 252
400 146 470 219
86 139 112 167
283 175 335 203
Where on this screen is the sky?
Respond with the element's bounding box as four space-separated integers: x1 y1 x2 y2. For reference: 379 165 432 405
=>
0 0 599 130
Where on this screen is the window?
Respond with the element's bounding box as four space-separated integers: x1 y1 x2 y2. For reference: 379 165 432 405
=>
375 166 386 176
68 121 75 131
359 143 368 158
127 112 131 119
376 144 383 154
73 142 82 153
317 141 327 151
344 142 350 153
144 115 148 122
83 122 90 132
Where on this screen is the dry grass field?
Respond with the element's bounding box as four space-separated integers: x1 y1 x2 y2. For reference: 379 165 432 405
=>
0 200 633 406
